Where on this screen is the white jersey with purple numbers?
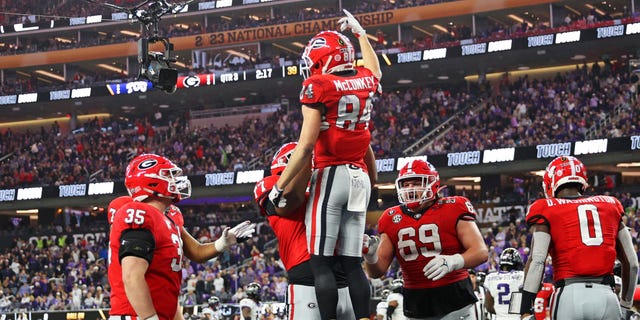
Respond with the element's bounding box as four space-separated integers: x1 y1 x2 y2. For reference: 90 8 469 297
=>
484 270 524 320
386 292 406 319
239 298 260 320
376 301 388 320
200 307 222 320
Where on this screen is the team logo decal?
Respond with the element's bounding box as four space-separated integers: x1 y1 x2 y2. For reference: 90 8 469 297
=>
138 159 158 170
309 37 327 49
182 75 200 88
392 214 402 224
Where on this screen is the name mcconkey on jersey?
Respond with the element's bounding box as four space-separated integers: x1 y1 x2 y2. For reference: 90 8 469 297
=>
332 76 377 91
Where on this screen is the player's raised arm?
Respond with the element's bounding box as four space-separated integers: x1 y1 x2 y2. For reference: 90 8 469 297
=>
269 105 321 208
339 9 382 80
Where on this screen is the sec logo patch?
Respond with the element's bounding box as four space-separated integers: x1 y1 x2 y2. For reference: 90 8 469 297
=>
392 214 402 224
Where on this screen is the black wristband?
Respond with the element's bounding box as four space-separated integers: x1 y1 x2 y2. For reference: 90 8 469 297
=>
520 290 537 315
263 199 277 216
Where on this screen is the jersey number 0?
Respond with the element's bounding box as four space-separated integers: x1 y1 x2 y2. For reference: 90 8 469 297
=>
577 204 603 246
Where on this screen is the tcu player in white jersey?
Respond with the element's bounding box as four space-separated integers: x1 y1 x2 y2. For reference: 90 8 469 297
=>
240 283 261 320
484 248 524 319
201 296 222 320
386 279 406 320
376 289 390 320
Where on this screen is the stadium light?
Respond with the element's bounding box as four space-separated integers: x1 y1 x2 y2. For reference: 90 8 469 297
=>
616 162 640 167
97 63 129 75
432 24 449 33
34 70 65 82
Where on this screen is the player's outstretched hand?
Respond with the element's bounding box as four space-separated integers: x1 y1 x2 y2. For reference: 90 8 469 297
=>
214 227 235 252
338 9 366 38
423 254 464 280
362 234 380 264
268 185 287 209
230 220 256 241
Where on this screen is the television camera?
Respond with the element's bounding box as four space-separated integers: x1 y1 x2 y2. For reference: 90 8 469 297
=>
84 0 196 93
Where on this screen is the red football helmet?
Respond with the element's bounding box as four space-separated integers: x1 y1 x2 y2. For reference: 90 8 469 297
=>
396 159 440 209
125 153 191 203
542 156 588 198
107 195 133 224
301 30 355 79
270 142 297 175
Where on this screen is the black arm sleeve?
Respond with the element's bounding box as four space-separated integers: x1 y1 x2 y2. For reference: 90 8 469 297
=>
119 229 155 263
520 290 538 315
387 304 396 319
263 199 277 216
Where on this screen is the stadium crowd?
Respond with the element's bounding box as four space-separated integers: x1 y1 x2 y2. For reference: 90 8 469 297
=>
1 63 639 189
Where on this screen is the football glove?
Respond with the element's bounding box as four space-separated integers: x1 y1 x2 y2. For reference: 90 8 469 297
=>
214 227 235 252
230 220 256 240
268 185 287 209
423 254 464 280
338 9 366 38
362 234 380 264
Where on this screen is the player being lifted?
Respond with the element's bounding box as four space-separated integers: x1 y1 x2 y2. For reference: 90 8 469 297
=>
267 9 381 320
484 248 524 319
254 142 355 319
363 159 488 319
511 156 639 320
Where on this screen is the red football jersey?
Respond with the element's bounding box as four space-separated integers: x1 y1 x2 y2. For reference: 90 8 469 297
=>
533 282 554 320
166 204 184 227
300 67 380 170
526 196 623 281
108 201 183 320
108 196 133 225
378 196 477 289
253 175 309 271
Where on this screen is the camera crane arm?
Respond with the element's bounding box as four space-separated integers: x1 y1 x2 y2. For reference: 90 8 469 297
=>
81 0 197 92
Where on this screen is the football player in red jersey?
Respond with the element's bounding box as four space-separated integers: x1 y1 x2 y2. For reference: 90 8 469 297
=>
109 153 254 320
254 142 355 320
108 195 133 225
267 9 381 320
512 156 638 320
363 159 488 319
108 196 254 319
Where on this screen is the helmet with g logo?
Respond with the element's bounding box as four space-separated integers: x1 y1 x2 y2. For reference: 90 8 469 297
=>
125 153 191 203
301 31 355 79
